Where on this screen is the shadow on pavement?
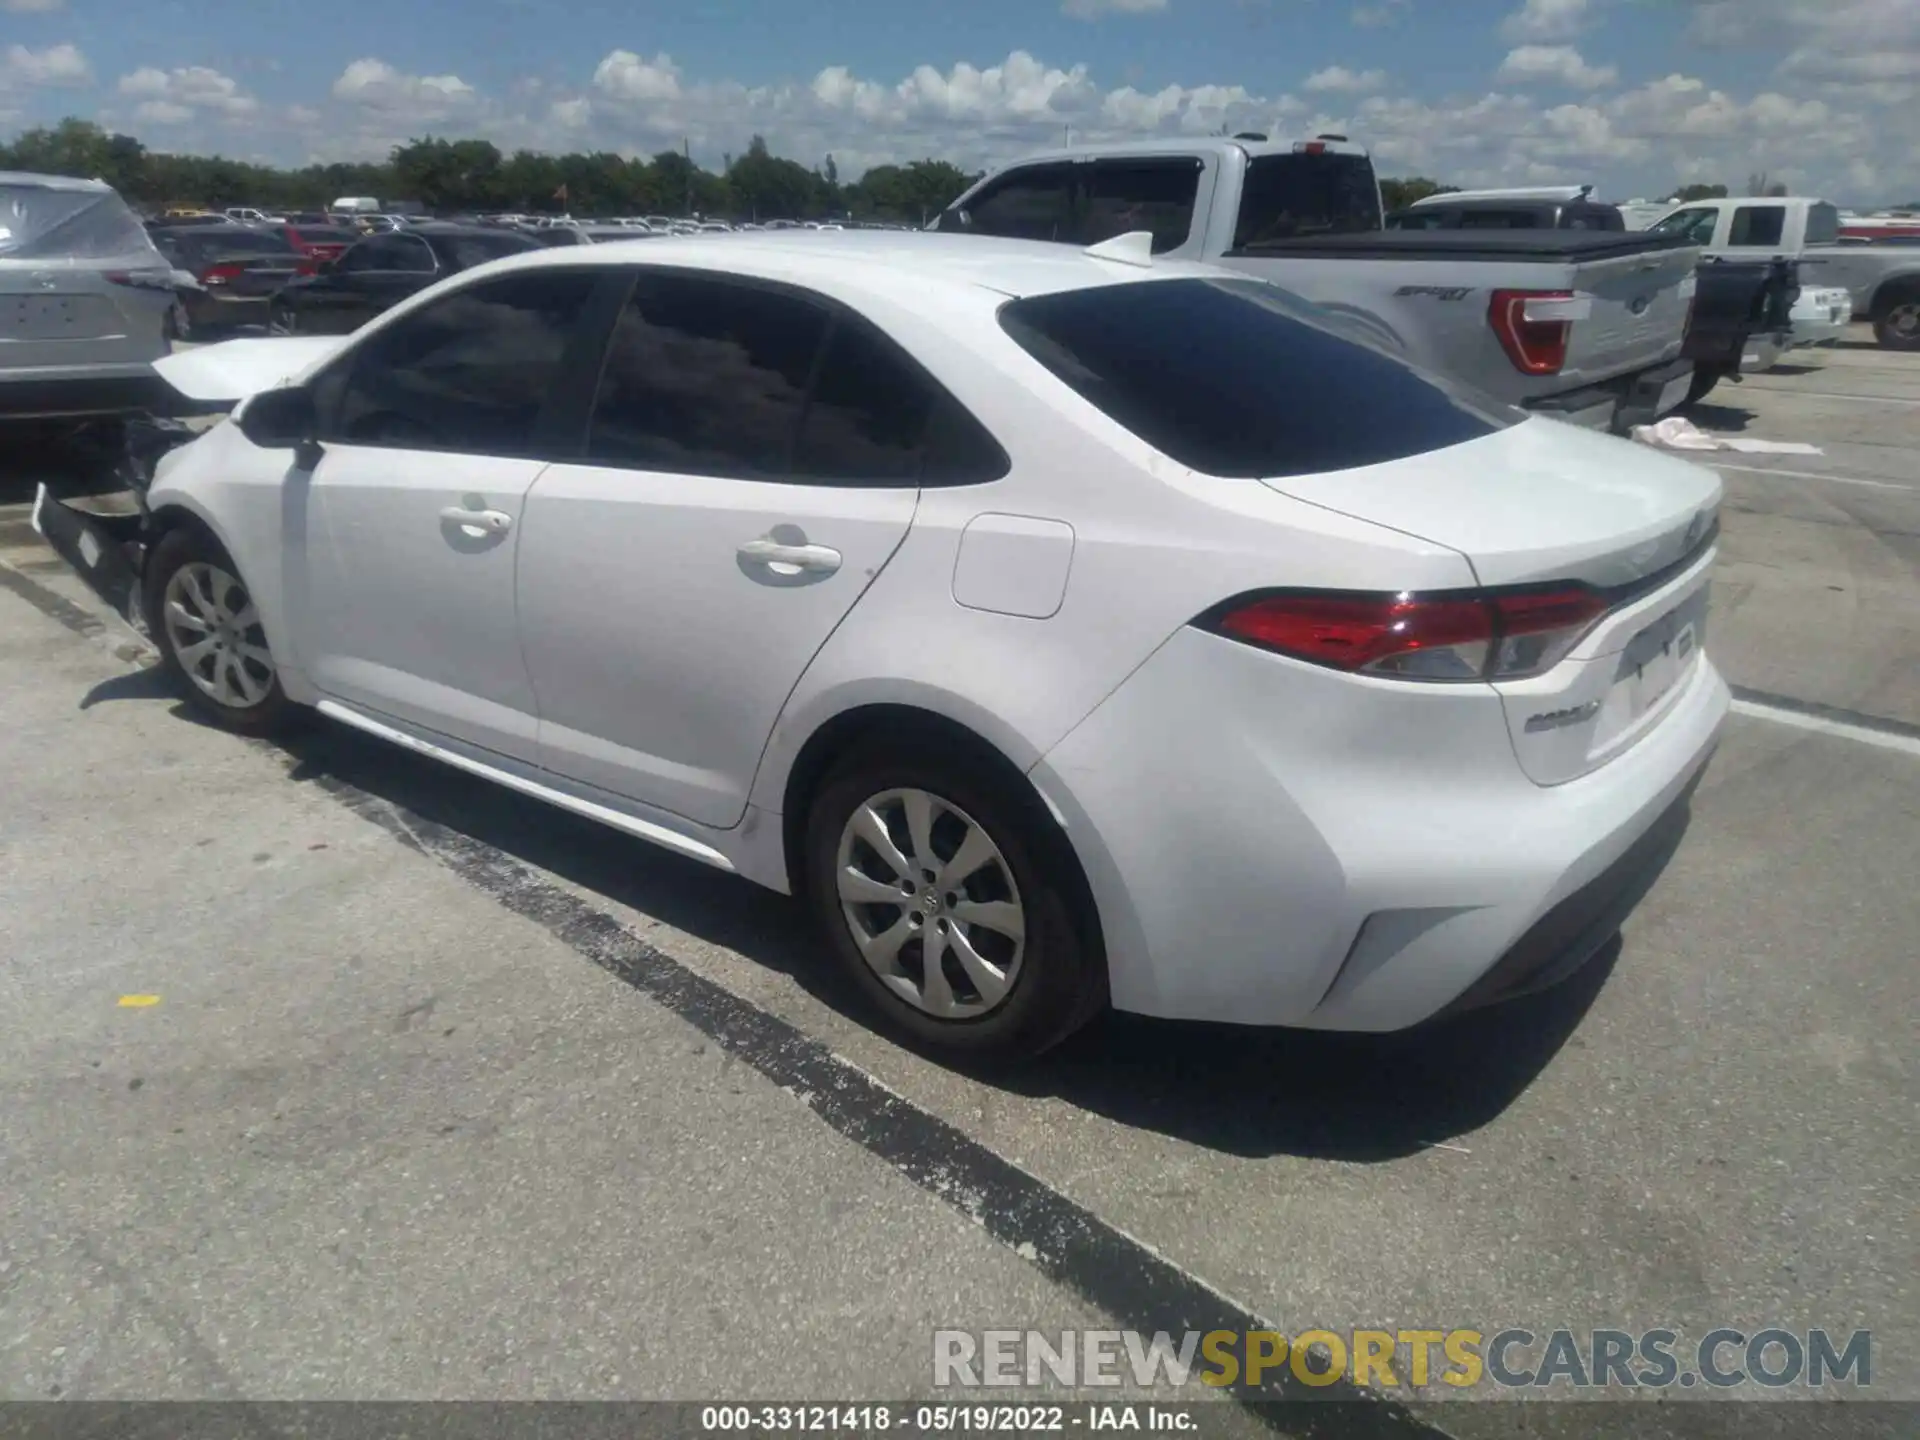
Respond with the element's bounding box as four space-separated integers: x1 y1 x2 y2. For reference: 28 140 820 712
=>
217 711 1638 1165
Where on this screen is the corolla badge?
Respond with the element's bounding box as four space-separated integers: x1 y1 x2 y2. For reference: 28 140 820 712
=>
1525 700 1602 733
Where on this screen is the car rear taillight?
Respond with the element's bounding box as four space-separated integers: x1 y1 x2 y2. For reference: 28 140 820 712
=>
200 262 246 286
1489 289 1583 375
1202 586 1611 682
294 258 318 276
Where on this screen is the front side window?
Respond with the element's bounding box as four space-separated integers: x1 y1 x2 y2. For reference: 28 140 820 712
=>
1729 205 1787 247
586 273 826 478
1077 159 1203 253
952 164 1076 242
1000 277 1514 479
315 271 599 455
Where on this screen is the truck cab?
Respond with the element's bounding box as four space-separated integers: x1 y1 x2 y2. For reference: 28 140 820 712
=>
939 137 1701 433
1642 196 1920 348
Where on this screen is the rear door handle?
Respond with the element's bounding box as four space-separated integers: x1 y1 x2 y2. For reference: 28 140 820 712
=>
737 537 842 575
440 506 512 535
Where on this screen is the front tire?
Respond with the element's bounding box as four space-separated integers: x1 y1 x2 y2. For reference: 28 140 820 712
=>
804 746 1103 1061
1872 292 1920 350
144 526 297 736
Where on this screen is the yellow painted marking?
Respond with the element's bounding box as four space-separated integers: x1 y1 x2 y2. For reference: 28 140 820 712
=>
117 995 161 1008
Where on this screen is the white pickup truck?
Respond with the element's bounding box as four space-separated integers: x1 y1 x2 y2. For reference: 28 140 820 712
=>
1639 196 1920 349
936 136 1702 432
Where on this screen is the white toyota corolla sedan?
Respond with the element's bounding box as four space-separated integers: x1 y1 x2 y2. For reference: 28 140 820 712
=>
68 230 1729 1059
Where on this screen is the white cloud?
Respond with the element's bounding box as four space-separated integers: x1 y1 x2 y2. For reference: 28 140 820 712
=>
1061 0 1168 16
1352 0 1410 26
2 41 90 86
331 57 477 118
54 37 1914 211
1497 44 1618 88
1303 65 1387 93
1687 0 1920 104
118 65 258 119
1499 0 1593 43
592 49 681 103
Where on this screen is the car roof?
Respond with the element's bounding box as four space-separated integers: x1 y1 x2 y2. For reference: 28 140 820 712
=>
1 170 118 192
468 229 1228 305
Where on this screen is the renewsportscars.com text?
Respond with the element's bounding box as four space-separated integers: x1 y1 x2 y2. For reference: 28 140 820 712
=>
932 1327 1872 1392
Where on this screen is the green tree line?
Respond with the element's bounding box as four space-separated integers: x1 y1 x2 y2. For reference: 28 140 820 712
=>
4 116 1494 227
0 118 981 224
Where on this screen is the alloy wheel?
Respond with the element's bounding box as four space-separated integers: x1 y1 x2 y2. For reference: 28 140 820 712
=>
834 787 1026 1018
1888 302 1920 340
163 561 276 709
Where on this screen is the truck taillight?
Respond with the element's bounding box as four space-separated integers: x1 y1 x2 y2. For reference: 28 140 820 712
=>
1489 289 1582 376
1200 586 1610 682
1293 141 1328 155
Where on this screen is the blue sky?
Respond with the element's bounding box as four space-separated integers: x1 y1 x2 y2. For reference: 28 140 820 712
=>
3 0 1917 203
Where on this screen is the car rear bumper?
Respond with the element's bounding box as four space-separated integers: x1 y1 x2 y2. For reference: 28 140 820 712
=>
1524 356 1695 433
1031 625 1728 1031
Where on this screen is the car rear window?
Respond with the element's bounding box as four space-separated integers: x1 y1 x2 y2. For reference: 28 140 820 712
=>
998 278 1515 479
1806 203 1841 246
1232 153 1382 247
196 230 298 255
432 231 542 268
292 224 358 242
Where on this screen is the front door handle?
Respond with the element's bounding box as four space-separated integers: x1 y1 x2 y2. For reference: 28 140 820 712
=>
440 505 512 535
737 537 842 575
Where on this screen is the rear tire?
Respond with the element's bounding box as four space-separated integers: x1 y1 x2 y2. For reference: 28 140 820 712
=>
144 526 299 737
803 743 1103 1062
1872 291 1920 350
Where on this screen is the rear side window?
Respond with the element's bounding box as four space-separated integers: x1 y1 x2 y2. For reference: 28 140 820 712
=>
1729 205 1787 247
797 316 1008 485
1457 209 1544 230
955 164 1076 242
1232 153 1382 247
587 273 826 478
1806 203 1840 246
317 271 599 455
1077 159 1202 254
587 272 1007 486
999 278 1514 479
198 230 297 256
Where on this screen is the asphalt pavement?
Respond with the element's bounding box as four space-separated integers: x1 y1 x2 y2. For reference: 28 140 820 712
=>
0 332 1915 1437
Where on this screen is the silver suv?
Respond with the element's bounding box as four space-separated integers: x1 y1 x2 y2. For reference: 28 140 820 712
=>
1 171 180 419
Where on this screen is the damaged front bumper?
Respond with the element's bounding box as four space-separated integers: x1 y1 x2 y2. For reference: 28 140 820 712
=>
29 415 205 635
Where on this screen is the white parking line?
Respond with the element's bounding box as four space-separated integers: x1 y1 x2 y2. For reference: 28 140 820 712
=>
1710 462 1918 493
1748 389 1920 407
1731 698 1920 758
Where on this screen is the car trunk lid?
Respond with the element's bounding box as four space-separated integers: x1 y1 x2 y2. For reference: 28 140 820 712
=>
1261 419 1723 784
1260 417 1721 589
153 334 350 402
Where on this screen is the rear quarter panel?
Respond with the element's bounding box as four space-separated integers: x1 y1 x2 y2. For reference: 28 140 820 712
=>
745 283 1481 822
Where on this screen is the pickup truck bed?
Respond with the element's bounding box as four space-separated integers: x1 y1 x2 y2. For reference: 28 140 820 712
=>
1227 230 1698 262
939 138 1701 432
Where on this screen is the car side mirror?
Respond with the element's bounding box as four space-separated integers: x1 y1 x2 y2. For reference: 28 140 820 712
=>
237 385 322 466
